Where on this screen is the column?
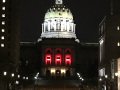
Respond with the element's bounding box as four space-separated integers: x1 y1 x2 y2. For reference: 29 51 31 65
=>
54 21 56 31
74 24 76 33
67 22 70 32
48 22 50 31
44 23 45 32
61 22 63 31
42 23 44 33
71 23 74 32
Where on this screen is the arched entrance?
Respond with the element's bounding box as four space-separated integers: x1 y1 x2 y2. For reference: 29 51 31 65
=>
56 70 61 77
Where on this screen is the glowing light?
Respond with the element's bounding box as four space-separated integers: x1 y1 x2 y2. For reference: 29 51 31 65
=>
65 54 71 65
2 7 5 10
1 29 5 32
82 78 84 81
37 72 39 75
105 75 108 78
77 73 80 76
117 42 120 47
1 36 4 40
15 81 19 85
79 77 82 80
61 69 66 74
18 75 20 78
2 14 5 18
2 0 6 3
55 54 62 65
51 68 55 74
100 39 104 45
2 21 5 25
115 72 118 76
45 54 52 65
34 77 37 79
99 78 102 81
11 73 14 77
26 77 28 80
23 76 25 79
117 26 120 30
1 44 4 47
3 71 7 76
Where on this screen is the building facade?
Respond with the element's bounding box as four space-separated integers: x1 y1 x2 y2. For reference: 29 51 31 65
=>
35 0 80 88
99 0 120 89
0 0 21 89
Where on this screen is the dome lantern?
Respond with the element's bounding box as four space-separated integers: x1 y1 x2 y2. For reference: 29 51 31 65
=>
56 0 63 5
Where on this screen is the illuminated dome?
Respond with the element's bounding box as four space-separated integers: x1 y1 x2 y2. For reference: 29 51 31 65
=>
45 5 73 20
41 0 77 38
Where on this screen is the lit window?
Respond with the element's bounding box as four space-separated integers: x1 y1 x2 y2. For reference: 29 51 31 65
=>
55 54 62 65
1 29 5 32
2 7 5 10
117 42 120 47
51 68 55 74
117 26 120 31
1 36 4 40
2 21 5 25
61 69 66 74
1 43 4 47
2 0 6 3
45 54 52 65
65 54 72 65
2 14 5 18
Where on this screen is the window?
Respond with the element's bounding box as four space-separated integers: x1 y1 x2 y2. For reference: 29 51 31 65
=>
2 7 5 10
1 29 5 32
117 26 119 30
99 68 105 77
2 14 5 18
2 0 6 3
2 21 5 25
61 69 65 74
1 36 4 40
117 42 120 47
65 54 72 65
55 54 62 65
1 43 4 47
45 54 52 65
51 68 55 74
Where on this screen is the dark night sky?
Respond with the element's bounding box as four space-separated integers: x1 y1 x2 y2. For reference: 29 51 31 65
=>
20 0 107 42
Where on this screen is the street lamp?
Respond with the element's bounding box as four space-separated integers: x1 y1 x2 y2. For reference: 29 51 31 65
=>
18 75 20 78
23 76 25 80
26 77 28 80
11 73 14 77
105 75 108 78
15 80 19 85
3 71 7 76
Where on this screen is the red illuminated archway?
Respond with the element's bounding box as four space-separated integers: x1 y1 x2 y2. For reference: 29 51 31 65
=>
45 48 52 65
45 54 52 65
65 54 72 65
55 54 62 65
